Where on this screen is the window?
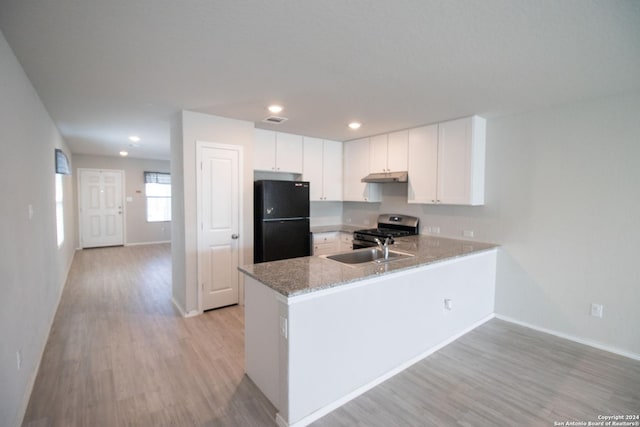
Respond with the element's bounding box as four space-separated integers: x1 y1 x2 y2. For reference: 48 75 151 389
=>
144 172 171 222
55 174 64 247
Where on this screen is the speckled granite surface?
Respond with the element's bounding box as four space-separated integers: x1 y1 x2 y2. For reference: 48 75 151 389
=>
310 224 363 233
239 235 498 298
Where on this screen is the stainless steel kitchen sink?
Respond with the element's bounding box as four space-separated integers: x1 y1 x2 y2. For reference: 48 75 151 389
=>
322 248 414 265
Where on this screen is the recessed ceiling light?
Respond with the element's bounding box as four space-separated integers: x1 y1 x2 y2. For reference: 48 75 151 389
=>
119 151 129 157
268 105 283 114
348 122 362 130
128 136 141 142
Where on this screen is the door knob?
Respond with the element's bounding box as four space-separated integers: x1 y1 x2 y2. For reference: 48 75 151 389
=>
231 234 239 239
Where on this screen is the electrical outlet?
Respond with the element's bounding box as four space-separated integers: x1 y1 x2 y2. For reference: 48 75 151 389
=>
427 226 440 234
16 350 22 370
444 298 453 311
590 303 603 318
463 230 475 238
279 316 288 339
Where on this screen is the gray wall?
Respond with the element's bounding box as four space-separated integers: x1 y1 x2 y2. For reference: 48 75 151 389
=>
0 30 76 426
171 111 254 315
343 92 640 356
72 154 171 247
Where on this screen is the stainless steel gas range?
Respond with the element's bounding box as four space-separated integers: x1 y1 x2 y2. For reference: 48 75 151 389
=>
352 214 420 249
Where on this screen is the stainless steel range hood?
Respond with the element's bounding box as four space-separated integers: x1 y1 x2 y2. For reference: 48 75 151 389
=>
361 171 408 183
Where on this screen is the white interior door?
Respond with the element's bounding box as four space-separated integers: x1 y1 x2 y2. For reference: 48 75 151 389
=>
79 169 124 248
197 142 241 311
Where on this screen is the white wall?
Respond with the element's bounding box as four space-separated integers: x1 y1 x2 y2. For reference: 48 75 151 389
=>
0 30 76 426
343 92 640 356
310 201 343 227
171 111 254 314
72 154 171 246
170 113 186 311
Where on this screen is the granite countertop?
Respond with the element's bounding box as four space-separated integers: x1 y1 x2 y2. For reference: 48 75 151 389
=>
239 235 498 298
310 224 363 233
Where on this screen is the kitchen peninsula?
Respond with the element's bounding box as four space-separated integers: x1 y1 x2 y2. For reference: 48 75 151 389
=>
239 235 498 427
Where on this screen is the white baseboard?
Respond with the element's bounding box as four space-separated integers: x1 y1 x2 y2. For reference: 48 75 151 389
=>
495 314 640 361
280 313 495 427
171 297 200 318
171 297 186 316
275 413 288 427
125 240 171 247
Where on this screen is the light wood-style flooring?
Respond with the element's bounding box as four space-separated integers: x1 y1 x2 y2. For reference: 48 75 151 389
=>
22 244 276 427
23 244 640 426
312 320 640 426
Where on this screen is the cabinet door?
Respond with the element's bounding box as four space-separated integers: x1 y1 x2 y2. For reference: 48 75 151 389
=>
387 130 408 171
369 134 388 173
254 129 276 171
343 138 368 201
407 125 438 204
322 140 343 201
339 232 353 250
276 132 303 173
312 232 340 255
343 138 377 201
437 118 472 205
303 137 324 201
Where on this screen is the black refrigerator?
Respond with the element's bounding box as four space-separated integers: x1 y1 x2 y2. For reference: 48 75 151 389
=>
254 180 312 263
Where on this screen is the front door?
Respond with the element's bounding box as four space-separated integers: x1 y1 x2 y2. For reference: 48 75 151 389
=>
197 142 241 311
79 169 124 248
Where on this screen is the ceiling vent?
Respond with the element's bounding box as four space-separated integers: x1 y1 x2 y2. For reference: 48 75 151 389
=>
262 116 288 124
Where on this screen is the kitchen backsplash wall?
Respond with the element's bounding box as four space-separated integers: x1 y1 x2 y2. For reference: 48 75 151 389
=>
343 183 500 241
310 201 343 227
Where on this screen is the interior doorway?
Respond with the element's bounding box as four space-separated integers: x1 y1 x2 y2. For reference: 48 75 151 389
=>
196 142 242 311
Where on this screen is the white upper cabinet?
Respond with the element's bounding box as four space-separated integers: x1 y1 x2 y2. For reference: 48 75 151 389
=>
408 116 486 205
276 132 304 173
408 124 439 204
254 128 277 171
303 137 342 201
369 131 408 173
343 138 381 202
369 134 388 173
387 130 409 171
254 129 303 174
322 139 343 201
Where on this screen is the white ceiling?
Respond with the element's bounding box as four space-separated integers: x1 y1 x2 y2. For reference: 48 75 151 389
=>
1 1 639 160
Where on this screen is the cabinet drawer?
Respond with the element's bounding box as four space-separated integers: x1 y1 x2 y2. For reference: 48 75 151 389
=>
313 242 339 256
339 232 353 243
313 232 339 243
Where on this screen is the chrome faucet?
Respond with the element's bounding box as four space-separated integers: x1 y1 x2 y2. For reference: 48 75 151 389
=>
374 237 391 259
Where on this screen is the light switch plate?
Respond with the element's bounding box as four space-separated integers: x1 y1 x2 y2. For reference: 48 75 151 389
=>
590 303 603 318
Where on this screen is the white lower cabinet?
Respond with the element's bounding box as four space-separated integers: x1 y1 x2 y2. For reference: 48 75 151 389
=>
408 116 486 205
339 232 353 251
312 232 340 255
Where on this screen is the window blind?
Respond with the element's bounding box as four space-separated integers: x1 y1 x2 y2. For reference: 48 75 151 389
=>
144 171 171 184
